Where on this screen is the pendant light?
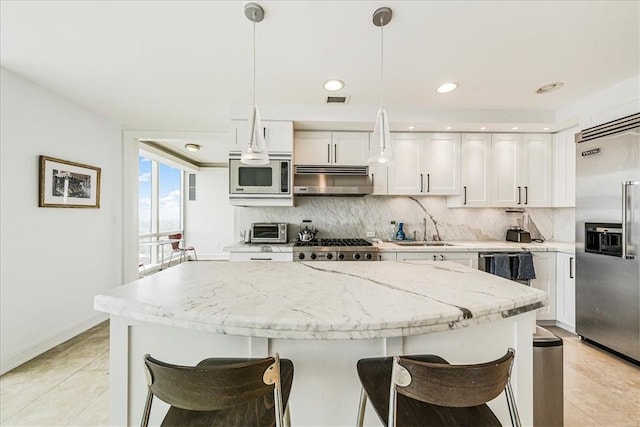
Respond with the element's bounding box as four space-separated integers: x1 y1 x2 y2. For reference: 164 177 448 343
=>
368 7 394 166
241 3 269 165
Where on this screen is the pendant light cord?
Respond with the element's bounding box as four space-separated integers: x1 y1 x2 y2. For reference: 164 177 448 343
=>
380 18 384 108
252 13 256 107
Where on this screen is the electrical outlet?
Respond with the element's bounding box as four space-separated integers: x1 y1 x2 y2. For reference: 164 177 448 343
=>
366 231 375 238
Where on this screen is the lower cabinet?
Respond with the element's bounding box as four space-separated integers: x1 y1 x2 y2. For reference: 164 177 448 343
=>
555 252 576 330
228 252 293 262
395 251 478 269
531 252 556 321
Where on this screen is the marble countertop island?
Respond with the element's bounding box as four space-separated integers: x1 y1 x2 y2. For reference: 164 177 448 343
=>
94 260 546 340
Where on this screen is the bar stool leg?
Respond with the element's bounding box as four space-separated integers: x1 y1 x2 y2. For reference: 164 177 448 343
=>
357 388 368 427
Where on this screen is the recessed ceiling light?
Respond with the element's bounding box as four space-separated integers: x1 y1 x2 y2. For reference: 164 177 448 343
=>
185 143 201 152
512 127 519 131
408 126 415 130
536 82 564 94
543 127 550 131
480 126 487 130
446 126 452 130
436 82 458 94
324 79 345 91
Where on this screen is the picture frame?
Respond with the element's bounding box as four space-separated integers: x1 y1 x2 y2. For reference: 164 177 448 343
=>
39 156 101 208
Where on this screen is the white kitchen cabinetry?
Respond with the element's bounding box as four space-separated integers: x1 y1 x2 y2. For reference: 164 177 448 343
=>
553 126 578 207
228 252 293 262
378 252 397 261
388 133 461 195
448 133 492 207
231 120 293 153
555 252 576 330
294 131 370 166
531 252 556 321
370 165 388 195
395 251 478 269
491 134 553 207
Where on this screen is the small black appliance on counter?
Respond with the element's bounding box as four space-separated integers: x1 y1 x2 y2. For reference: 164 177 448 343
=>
506 227 532 243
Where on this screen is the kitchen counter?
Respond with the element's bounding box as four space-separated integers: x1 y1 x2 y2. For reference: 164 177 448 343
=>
223 241 294 252
376 240 575 254
96 261 543 426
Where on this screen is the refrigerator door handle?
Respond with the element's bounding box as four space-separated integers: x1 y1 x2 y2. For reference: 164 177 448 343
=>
622 181 639 260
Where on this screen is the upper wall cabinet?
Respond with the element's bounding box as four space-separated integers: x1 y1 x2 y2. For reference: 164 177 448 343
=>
230 120 293 153
491 133 553 207
388 133 461 196
448 133 492 207
294 131 370 166
553 126 578 207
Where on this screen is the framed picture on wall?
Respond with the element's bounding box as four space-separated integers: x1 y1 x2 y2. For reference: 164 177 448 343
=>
39 156 101 208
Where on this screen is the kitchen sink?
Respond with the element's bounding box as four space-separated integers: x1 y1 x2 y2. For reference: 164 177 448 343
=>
393 241 454 247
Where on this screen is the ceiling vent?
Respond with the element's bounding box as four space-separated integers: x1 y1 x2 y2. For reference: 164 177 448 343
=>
326 95 350 104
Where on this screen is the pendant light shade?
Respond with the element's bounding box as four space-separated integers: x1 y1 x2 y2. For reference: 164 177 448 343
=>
369 106 393 164
368 6 394 166
241 3 269 165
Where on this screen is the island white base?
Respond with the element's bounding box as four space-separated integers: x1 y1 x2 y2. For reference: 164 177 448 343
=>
109 312 535 427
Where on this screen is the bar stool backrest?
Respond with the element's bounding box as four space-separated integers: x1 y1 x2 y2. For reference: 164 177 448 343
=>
141 354 287 427
389 348 520 427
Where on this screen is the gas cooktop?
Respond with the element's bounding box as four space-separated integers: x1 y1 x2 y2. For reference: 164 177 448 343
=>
293 238 377 261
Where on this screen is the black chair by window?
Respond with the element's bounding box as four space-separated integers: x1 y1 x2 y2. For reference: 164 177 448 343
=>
356 348 520 427
141 353 294 427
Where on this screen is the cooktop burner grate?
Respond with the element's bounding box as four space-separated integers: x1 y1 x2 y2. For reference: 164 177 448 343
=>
294 238 373 247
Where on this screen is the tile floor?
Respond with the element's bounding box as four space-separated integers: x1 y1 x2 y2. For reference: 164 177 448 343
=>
0 322 638 426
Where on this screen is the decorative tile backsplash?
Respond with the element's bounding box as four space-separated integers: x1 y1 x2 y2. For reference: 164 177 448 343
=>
235 196 575 243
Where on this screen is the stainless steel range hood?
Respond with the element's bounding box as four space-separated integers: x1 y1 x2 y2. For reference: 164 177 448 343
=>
293 165 373 196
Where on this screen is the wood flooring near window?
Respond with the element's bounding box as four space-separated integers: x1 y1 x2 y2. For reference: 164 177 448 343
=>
0 323 638 426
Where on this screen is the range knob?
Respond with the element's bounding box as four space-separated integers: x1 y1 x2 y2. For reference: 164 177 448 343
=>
353 253 361 260
338 253 345 260
365 253 373 260
326 253 333 260
298 253 305 260
310 253 317 260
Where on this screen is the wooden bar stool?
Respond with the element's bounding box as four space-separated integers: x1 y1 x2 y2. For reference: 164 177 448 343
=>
356 349 520 427
141 353 294 427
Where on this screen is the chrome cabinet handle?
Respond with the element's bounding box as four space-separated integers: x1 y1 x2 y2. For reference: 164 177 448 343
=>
250 257 273 261
463 186 467 205
420 174 424 193
426 174 430 193
327 144 331 164
517 186 522 205
440 254 444 261
334 144 337 163
432 255 437 261
371 173 375 188
622 181 639 260
524 186 529 205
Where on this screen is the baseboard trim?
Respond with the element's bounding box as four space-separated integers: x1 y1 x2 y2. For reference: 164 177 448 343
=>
0 312 108 375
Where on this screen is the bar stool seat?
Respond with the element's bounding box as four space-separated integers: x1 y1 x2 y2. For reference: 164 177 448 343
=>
141 354 294 427
356 349 520 427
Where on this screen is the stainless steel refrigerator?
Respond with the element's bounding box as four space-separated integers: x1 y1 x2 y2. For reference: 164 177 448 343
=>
575 113 640 362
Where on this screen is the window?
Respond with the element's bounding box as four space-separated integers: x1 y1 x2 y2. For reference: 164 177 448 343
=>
138 155 184 268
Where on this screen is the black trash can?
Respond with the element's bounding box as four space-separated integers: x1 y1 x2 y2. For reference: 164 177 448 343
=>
533 326 564 427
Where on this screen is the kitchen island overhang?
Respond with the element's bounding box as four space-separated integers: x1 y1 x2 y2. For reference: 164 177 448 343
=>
95 261 547 426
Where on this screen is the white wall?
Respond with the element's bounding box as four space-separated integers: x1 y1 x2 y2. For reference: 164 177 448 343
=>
0 68 123 374
184 168 235 259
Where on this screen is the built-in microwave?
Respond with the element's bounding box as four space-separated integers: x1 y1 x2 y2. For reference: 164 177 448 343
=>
229 155 291 197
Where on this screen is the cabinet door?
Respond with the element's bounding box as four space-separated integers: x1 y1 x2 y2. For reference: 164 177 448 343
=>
440 252 478 268
521 134 553 207
294 131 332 165
553 127 578 207
332 132 370 165
460 134 492 206
421 134 461 195
370 165 388 195
388 134 422 194
491 134 521 206
555 252 576 330
531 253 556 321
396 252 432 261
231 120 293 153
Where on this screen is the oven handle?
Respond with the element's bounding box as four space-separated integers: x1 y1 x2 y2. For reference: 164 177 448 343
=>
622 181 639 260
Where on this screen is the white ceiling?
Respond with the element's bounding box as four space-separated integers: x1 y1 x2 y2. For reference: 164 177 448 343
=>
1 1 639 162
